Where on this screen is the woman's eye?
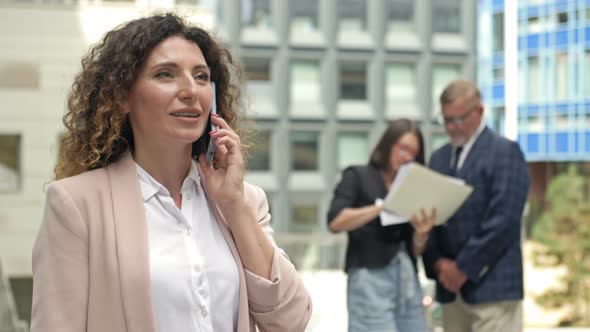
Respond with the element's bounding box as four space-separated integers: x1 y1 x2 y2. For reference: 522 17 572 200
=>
194 72 210 81
155 71 173 78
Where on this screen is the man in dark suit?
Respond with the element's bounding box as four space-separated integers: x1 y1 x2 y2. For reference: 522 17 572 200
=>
423 80 530 332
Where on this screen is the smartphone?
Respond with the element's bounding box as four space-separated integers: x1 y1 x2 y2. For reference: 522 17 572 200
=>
205 82 217 165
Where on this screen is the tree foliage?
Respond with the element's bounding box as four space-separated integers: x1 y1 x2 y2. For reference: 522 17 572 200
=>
532 164 590 326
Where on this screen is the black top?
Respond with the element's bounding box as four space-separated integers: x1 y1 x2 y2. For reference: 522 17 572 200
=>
327 164 415 272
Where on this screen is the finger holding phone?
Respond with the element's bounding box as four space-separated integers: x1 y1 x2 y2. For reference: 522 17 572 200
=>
199 81 245 207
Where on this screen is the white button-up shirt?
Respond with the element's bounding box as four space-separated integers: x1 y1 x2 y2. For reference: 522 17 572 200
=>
136 161 239 332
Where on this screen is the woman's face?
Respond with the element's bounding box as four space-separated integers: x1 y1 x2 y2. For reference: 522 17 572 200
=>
387 132 420 174
125 35 214 150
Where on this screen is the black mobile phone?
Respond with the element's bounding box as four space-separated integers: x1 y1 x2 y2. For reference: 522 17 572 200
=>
205 82 217 164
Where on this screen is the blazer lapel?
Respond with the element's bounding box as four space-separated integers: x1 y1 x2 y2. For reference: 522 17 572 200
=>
107 152 157 332
198 166 250 331
458 127 491 176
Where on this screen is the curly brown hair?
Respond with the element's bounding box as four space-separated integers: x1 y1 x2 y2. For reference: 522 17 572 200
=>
55 13 245 180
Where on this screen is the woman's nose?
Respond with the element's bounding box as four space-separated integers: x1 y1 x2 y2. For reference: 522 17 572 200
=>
178 75 198 102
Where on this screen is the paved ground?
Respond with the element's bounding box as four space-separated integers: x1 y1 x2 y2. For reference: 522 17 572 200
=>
300 270 590 332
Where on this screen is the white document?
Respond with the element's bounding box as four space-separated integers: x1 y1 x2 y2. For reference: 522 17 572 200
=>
380 162 473 226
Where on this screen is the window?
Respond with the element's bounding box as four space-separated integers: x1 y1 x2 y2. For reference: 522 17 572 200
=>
586 51 590 98
340 62 367 100
386 63 416 106
290 60 321 104
291 202 318 227
289 193 321 231
492 107 505 133
248 130 271 171
176 0 200 4
291 131 319 171
0 63 39 89
243 57 273 111
386 0 414 33
432 0 461 34
241 0 272 29
528 57 540 102
556 53 568 101
493 13 504 52
528 115 544 132
290 0 318 32
0 135 20 192
527 16 542 33
493 67 505 81
557 12 568 25
432 64 461 111
337 132 368 170
338 0 367 32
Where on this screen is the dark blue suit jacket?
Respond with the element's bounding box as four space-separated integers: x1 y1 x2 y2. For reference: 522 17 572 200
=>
423 127 530 304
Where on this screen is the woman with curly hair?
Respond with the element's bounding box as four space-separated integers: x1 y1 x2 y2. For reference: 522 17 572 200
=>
31 13 311 332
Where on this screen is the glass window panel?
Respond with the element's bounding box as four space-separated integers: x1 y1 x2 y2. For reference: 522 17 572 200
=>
0 134 20 192
432 64 461 105
338 0 367 32
243 57 272 98
431 132 449 151
291 203 319 226
241 0 272 29
386 0 414 32
492 107 505 133
290 60 321 103
432 0 461 33
337 132 368 170
386 63 416 105
290 0 319 31
557 12 568 25
493 13 504 52
291 131 319 171
556 53 568 101
528 57 540 102
248 130 271 171
0 63 39 89
586 51 590 98
340 62 367 100
493 67 505 81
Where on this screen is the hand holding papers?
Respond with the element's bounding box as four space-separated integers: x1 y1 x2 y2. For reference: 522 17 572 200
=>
380 162 473 226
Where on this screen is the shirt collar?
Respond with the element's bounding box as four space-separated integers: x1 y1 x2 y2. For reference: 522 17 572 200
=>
135 159 201 202
454 120 486 151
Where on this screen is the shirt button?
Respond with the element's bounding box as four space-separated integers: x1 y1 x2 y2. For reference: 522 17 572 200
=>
201 306 208 317
186 228 192 236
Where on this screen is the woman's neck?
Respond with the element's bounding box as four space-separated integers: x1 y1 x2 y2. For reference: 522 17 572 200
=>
380 169 396 190
133 142 193 196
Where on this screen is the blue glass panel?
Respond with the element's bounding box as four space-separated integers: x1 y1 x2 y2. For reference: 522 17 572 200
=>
586 27 590 44
527 6 539 18
555 2 568 12
526 133 540 153
492 54 504 67
527 34 540 48
585 132 590 152
556 30 568 46
575 132 581 153
555 132 569 153
526 105 540 115
518 36 526 50
492 0 504 10
493 83 504 99
556 103 569 114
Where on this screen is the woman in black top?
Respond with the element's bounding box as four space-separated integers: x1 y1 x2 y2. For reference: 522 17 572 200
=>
328 119 435 332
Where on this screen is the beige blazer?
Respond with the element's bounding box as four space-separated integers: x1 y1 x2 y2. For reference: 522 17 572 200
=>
31 152 312 332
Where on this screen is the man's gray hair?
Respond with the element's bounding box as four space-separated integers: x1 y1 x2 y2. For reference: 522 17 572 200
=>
439 79 482 109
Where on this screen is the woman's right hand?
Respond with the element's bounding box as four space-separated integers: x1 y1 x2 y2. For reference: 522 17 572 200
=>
409 207 436 236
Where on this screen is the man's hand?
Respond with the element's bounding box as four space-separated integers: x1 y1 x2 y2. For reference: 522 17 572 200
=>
434 258 467 293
